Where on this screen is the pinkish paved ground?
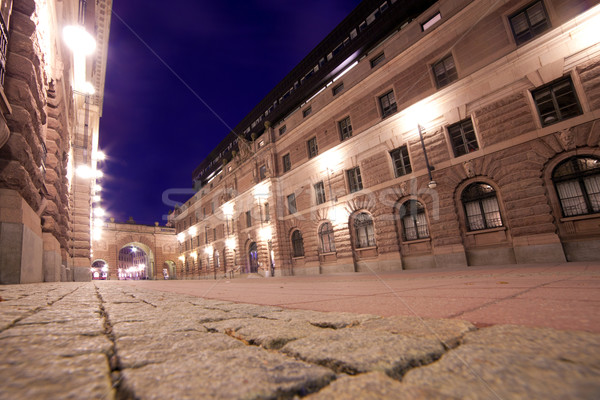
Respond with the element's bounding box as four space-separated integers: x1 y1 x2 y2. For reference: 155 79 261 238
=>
119 262 600 333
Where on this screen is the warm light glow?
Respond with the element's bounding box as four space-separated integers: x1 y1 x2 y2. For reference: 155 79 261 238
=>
259 225 272 241
76 165 102 179
92 226 102 240
204 246 213 255
178 255 185 262
94 185 102 193
93 208 106 217
177 233 185 243
80 81 96 95
330 206 349 225
222 202 234 217
400 100 442 138
253 182 270 199
63 25 97 55
93 218 104 227
571 6 600 50
188 226 197 236
226 238 236 249
190 251 198 260
92 195 101 202
319 149 343 174
96 151 106 161
101 265 109 272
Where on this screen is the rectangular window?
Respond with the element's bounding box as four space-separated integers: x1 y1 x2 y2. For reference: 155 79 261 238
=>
370 53 385 68
332 83 344 96
509 1 549 45
307 137 318 158
211 202 214 214
213 228 217 241
347 167 363 193
314 181 326 205
390 145 412 177
246 210 252 228
264 202 270 222
259 164 267 180
287 193 297 214
279 125 287 135
282 153 291 172
421 12 441 31
448 118 479 157
0 0 11 87
379 90 397 118
204 226 209 244
339 116 353 141
303 106 312 118
433 55 458 88
532 76 582 127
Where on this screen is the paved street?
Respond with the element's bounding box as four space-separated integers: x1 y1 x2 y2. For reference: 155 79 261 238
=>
1 262 599 399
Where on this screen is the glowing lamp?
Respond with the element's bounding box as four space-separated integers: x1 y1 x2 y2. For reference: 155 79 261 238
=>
96 151 106 161
63 25 97 55
190 251 198 260
259 225 272 241
225 238 236 249
204 246 213 255
93 207 105 217
189 226 197 236
177 233 185 243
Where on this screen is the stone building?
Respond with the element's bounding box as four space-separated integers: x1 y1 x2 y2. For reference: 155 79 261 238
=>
171 0 600 279
0 0 112 283
91 218 178 281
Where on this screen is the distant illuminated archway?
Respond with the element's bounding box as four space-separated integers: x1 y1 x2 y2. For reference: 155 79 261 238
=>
91 259 108 280
118 243 154 280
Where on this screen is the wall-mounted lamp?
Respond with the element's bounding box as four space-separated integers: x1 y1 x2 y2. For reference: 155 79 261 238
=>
417 124 437 189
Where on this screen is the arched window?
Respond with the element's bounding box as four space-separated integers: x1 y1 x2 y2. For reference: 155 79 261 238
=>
552 156 600 217
353 212 376 248
398 200 429 240
461 183 503 231
291 230 304 257
319 222 336 253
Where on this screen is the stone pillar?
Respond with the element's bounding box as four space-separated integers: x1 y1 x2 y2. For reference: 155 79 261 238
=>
0 189 43 283
42 232 61 282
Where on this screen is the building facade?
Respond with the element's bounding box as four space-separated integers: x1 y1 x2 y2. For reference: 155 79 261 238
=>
0 0 112 283
171 0 600 279
91 219 178 281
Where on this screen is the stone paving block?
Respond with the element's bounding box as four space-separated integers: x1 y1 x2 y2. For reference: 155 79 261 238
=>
110 318 207 338
305 372 458 400
0 353 114 400
401 345 600 400
203 317 326 349
3 317 105 337
257 309 380 329
359 316 476 348
120 347 335 399
115 331 245 368
462 324 600 368
281 328 445 378
0 334 112 361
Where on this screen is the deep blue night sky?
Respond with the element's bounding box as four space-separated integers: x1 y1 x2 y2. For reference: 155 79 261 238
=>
98 1 363 225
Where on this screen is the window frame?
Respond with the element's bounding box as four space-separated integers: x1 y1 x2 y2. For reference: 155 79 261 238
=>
448 118 479 157
318 222 336 253
332 83 344 96
314 181 326 205
390 145 412 177
307 136 318 159
461 183 504 232
370 52 385 68
552 156 600 217
259 164 267 180
378 90 397 118
532 76 583 127
433 54 458 89
509 1 550 46
279 125 287 136
353 212 376 249
291 229 305 257
303 106 312 118
398 200 429 241
287 193 297 214
282 153 291 173
339 116 353 141
347 167 363 193
246 210 252 228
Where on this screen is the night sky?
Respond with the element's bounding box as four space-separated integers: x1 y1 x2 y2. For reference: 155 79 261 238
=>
98 1 363 226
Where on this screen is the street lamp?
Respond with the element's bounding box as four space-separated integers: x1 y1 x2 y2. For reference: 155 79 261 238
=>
417 124 437 189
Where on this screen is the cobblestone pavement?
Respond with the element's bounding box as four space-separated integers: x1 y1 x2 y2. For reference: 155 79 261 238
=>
1 282 599 399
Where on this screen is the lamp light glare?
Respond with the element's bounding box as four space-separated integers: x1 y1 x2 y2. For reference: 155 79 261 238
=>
80 81 95 95
226 238 236 249
63 25 97 55
204 246 213 255
177 233 185 243
96 150 106 161
93 207 105 217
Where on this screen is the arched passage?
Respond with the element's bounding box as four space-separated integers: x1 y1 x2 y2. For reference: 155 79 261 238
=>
91 259 108 280
248 242 258 273
164 260 176 280
118 242 155 280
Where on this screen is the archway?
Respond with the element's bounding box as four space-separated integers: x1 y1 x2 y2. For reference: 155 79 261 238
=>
91 259 108 280
118 243 154 280
164 261 176 280
248 242 259 273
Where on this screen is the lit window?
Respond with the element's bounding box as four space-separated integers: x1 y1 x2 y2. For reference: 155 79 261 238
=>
461 183 503 231
333 83 344 96
532 77 582 127
448 118 479 157
287 193 297 214
509 1 549 45
291 229 304 257
421 12 441 31
307 137 318 159
347 167 363 193
282 153 291 173
353 212 376 248
433 55 458 88
339 116 353 141
398 200 429 241
390 145 412 177
370 53 385 68
314 181 326 205
303 106 312 118
552 156 600 217
319 222 336 253
379 90 397 118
